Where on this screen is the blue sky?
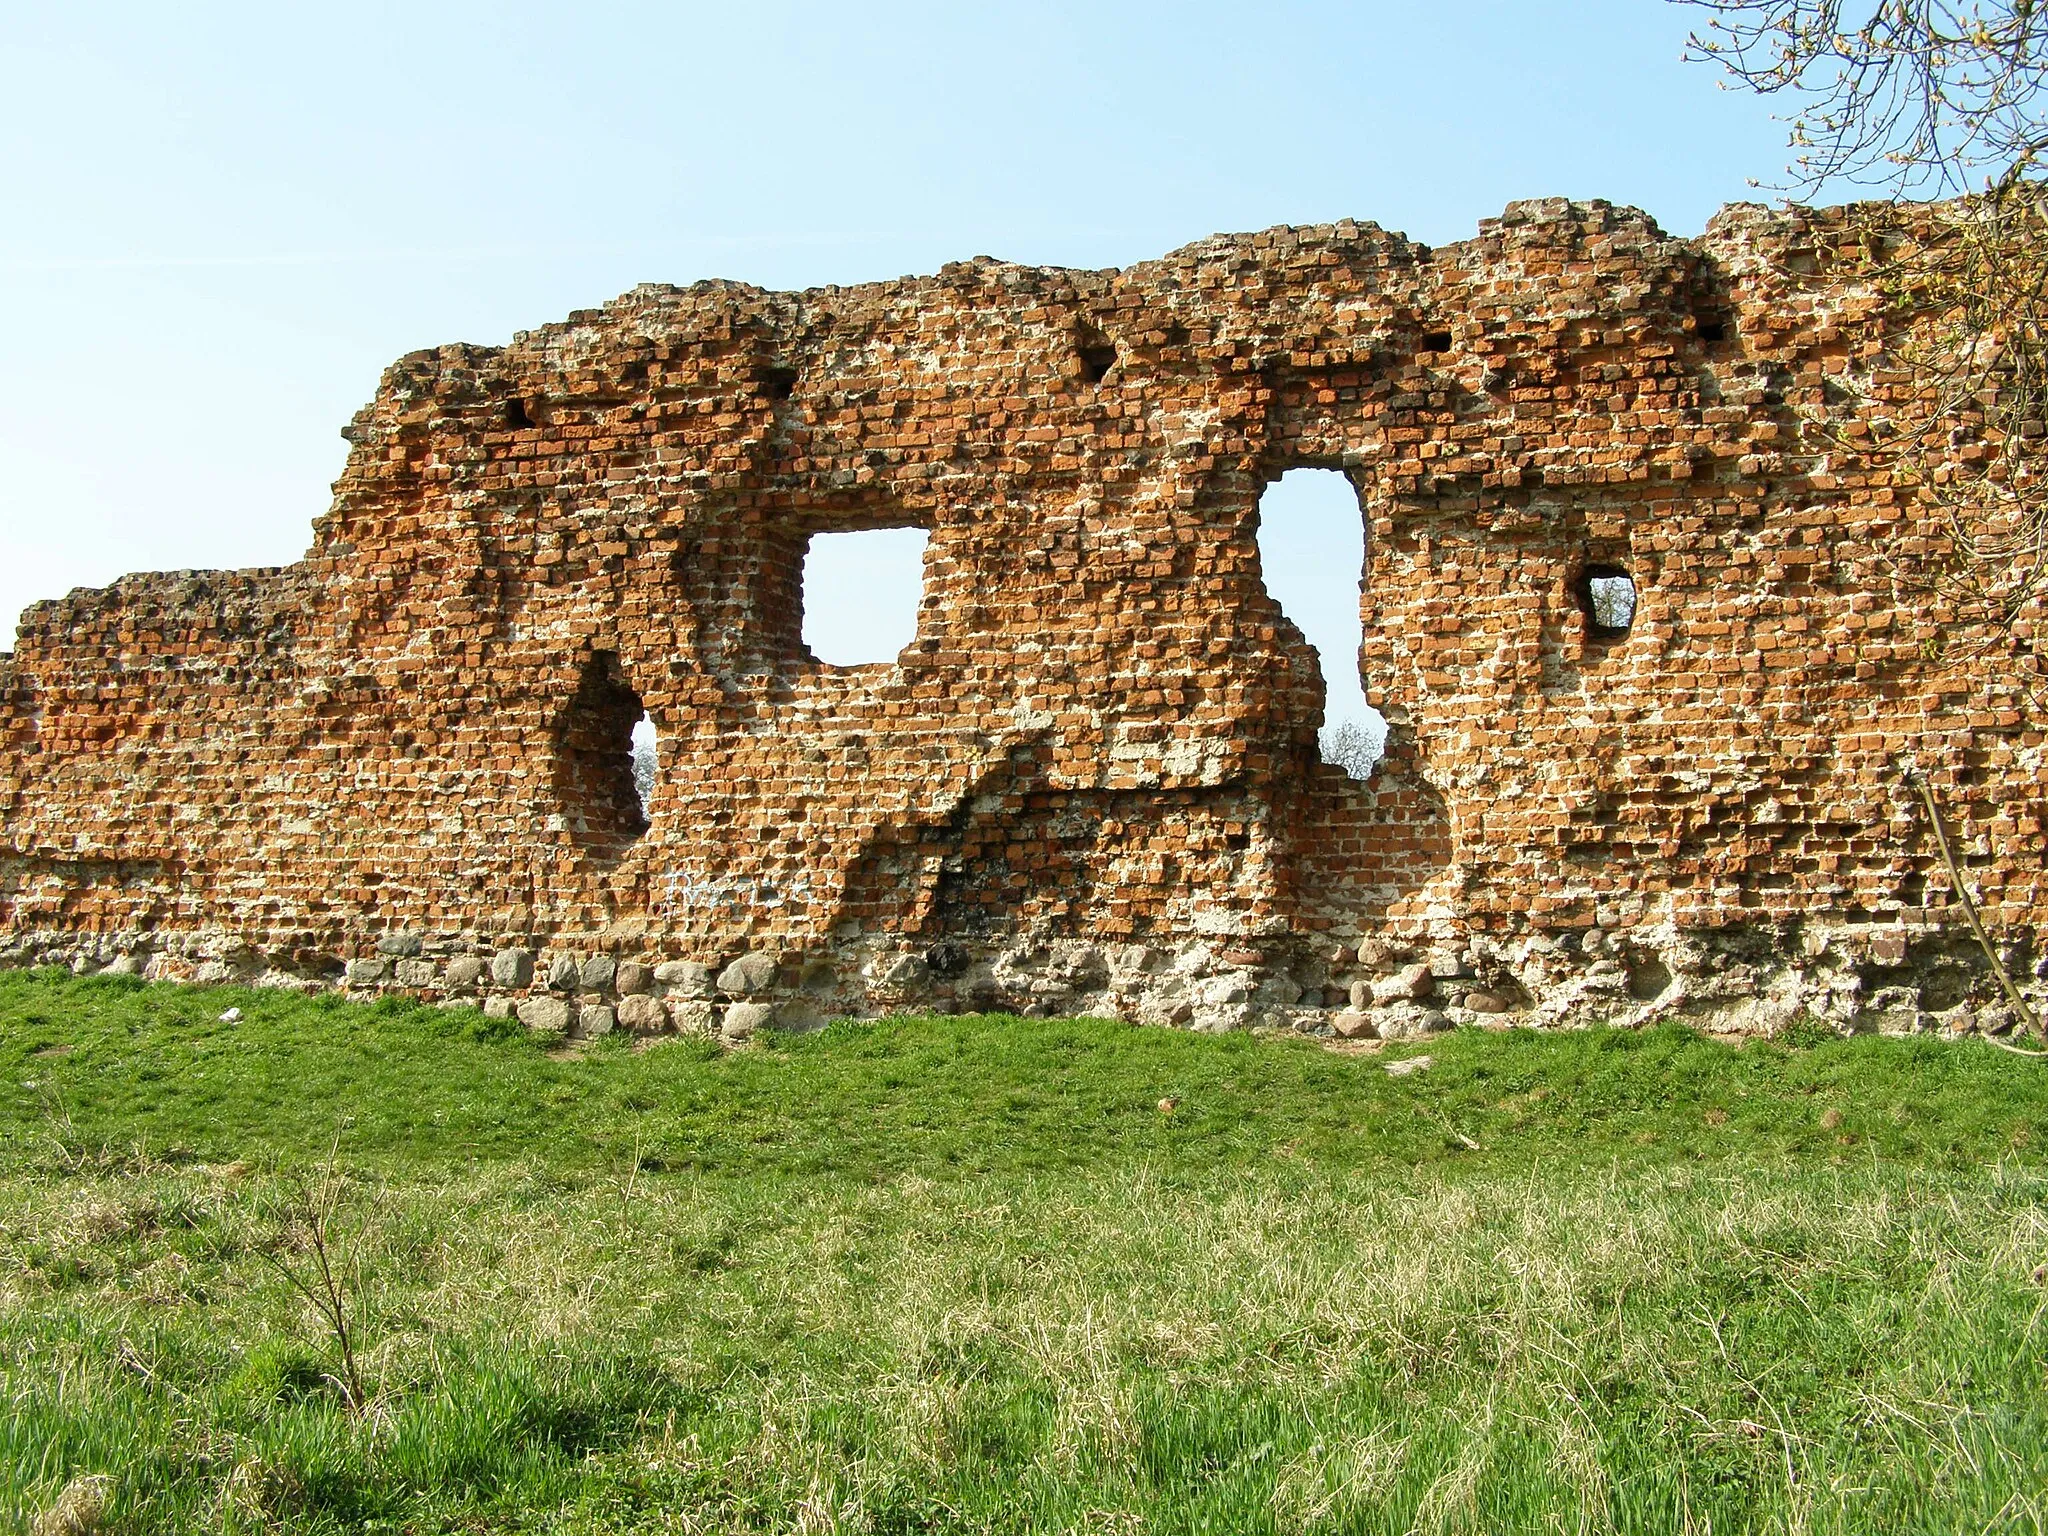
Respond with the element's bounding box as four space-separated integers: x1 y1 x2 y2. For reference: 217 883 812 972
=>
0 1 1801 663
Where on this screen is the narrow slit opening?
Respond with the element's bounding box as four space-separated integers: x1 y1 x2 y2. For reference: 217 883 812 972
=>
631 713 657 818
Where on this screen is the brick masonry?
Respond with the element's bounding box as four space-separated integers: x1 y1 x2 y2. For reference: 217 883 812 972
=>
3 197 2044 1041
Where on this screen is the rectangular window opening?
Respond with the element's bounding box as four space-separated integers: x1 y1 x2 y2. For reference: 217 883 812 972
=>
801 526 932 667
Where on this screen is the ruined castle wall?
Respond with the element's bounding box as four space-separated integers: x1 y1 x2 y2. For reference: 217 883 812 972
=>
2 198 2043 1038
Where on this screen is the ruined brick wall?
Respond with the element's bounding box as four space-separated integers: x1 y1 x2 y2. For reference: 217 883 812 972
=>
3 198 2044 1039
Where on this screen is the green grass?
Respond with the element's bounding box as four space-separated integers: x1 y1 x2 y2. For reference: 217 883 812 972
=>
4 967 2048 1533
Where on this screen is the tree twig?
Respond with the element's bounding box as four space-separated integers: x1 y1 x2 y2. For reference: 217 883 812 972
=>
1905 764 2047 1054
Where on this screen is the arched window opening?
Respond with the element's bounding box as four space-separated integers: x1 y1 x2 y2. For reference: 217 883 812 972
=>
801 526 931 666
1578 564 1638 641
1255 469 1388 780
554 650 649 858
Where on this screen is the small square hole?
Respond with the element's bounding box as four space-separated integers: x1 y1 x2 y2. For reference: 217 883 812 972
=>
1577 565 1637 641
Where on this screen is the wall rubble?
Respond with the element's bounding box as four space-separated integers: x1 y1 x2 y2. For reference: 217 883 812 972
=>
3 197 2045 1040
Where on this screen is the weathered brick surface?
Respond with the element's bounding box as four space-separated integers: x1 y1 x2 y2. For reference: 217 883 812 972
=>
2 198 2044 1035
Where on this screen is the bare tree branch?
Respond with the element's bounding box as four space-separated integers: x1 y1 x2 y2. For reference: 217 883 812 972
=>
1679 1 2048 196
1678 0 2048 648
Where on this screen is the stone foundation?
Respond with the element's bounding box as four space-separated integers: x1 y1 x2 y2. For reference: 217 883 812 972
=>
6 915 2040 1043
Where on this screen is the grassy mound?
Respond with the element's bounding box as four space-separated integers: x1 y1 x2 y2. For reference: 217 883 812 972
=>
4 969 2046 1532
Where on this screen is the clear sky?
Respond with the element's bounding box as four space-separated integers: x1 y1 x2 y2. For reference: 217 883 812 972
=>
0 1 1803 657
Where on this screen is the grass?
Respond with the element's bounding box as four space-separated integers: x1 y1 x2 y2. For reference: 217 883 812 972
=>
3 967 2047 1532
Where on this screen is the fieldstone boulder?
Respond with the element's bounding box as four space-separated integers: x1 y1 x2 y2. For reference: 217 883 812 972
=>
654 960 714 998
1371 962 1435 1006
1461 990 1509 1015
1200 971 1251 1005
876 952 929 990
722 1001 775 1041
669 999 717 1036
615 961 653 996
579 955 616 991
444 956 485 990
576 1004 616 1038
376 932 424 957
1375 1003 1450 1041
718 953 780 996
491 947 535 989
1331 1010 1376 1040
394 959 437 988
616 993 666 1032
1252 974 1302 1006
516 996 572 1032
345 957 389 985
546 954 580 991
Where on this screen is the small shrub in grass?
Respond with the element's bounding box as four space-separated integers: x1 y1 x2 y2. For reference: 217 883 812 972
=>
256 1168 373 1415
